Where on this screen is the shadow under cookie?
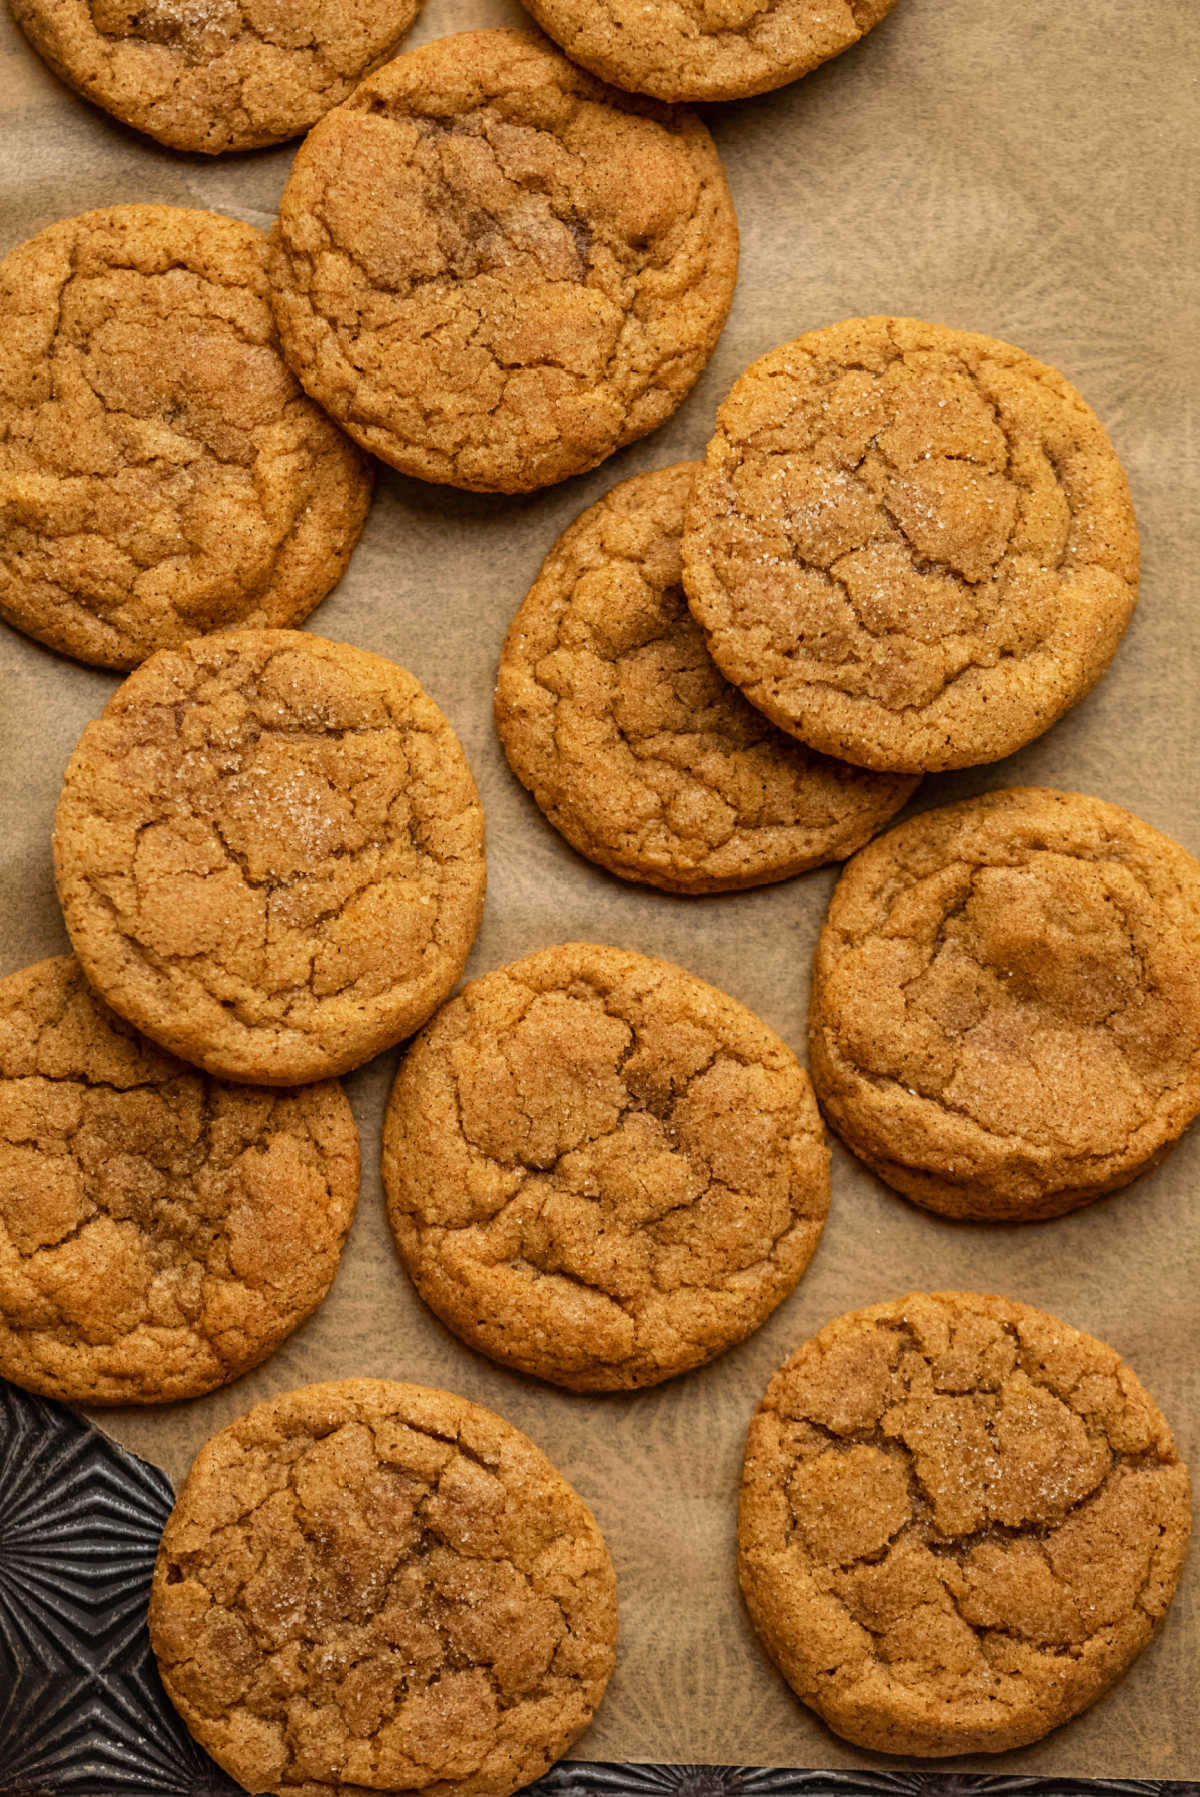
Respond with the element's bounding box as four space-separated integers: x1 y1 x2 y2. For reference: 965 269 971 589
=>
496 460 917 893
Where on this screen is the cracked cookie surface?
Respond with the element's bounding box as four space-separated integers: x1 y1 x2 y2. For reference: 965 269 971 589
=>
738 1291 1191 1756
149 1377 618 1797
0 205 372 670
519 0 897 103
809 788 1200 1220
53 629 486 1085
682 317 1139 772
383 942 830 1390
9 0 424 153
495 462 916 892
0 955 358 1404
267 28 739 494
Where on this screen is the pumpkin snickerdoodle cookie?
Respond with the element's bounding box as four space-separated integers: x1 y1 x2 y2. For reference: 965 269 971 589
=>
682 317 1139 772
149 1378 618 1797
519 0 898 104
739 1291 1191 1755
9 0 424 153
809 788 1200 1220
0 955 358 1405
496 462 916 892
267 28 739 494
0 206 372 671
383 942 830 1390
53 630 486 1085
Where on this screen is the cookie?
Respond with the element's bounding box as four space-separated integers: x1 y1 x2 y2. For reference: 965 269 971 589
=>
519 0 898 104
496 462 917 892
53 630 486 1085
0 955 358 1404
682 317 1139 772
149 1378 618 1797
0 206 372 670
809 788 1200 1220
267 28 739 494
9 0 423 153
738 1291 1191 1756
383 942 830 1390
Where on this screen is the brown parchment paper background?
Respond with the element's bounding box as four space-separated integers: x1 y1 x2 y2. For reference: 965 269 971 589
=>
1 0 1198 1779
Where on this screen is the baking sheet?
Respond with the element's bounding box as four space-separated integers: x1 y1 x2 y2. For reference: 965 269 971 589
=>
1 0 1197 1779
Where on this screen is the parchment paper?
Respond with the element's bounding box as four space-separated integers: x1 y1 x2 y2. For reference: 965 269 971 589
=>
1 0 1197 1778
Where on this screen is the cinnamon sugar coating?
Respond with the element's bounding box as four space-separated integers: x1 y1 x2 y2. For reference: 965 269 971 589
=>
53 631 486 1084
520 0 897 103
739 1291 1191 1755
495 462 916 892
150 1379 618 1797
683 317 1138 772
0 956 358 1403
383 942 829 1389
267 29 739 493
10 0 424 152
809 788 1200 1219
0 206 371 670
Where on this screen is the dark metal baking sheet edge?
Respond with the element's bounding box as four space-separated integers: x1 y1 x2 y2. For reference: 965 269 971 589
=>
0 1379 1193 1797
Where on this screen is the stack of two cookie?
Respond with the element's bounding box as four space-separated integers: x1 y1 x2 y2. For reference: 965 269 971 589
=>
498 309 1144 883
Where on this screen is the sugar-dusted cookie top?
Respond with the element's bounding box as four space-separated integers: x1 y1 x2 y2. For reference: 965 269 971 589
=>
520 0 898 103
683 317 1138 772
496 461 916 891
268 29 739 493
809 787 1200 1219
149 1378 618 1797
10 0 424 152
54 631 486 1084
739 1290 1191 1755
0 206 371 669
384 941 829 1389
0 955 358 1403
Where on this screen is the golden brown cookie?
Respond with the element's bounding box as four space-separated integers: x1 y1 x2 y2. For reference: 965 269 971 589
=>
809 788 1200 1220
0 955 359 1404
683 317 1139 772
739 1291 1191 1756
383 942 830 1390
496 462 917 892
0 206 372 670
149 1378 618 1797
9 0 423 153
519 0 898 103
53 630 486 1085
267 29 739 494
